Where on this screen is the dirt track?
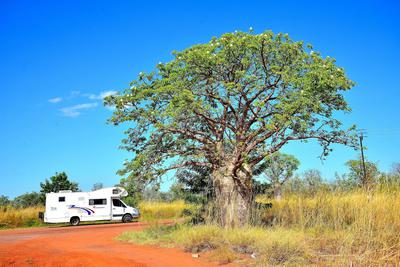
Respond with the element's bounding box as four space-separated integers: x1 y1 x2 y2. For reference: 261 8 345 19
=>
0 222 218 267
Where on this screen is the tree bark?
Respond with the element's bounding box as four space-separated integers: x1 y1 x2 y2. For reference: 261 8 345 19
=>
212 163 252 228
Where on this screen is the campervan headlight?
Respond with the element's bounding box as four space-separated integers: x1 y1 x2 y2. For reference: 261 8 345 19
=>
132 208 140 216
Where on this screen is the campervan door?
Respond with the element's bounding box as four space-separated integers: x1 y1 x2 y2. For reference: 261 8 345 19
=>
86 191 112 221
111 198 128 220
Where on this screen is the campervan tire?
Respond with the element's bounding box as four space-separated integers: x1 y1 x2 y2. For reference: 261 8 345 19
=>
122 214 132 223
70 216 80 226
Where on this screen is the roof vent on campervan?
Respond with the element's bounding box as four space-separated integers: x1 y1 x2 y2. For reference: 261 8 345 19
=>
58 190 73 193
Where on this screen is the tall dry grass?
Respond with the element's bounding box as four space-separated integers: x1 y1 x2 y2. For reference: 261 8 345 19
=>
0 206 44 228
257 189 400 265
121 189 400 266
138 200 196 221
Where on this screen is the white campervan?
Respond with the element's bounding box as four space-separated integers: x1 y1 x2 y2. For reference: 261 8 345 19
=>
44 187 140 226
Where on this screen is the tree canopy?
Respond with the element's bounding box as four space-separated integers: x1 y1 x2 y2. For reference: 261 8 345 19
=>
254 152 300 199
13 192 43 208
40 172 79 194
346 159 379 186
106 30 356 226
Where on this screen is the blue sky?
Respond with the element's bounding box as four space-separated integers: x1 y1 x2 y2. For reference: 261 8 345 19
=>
1 1 399 198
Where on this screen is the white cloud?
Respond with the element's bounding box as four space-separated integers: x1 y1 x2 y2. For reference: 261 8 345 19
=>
87 90 118 100
60 102 98 117
48 97 62 103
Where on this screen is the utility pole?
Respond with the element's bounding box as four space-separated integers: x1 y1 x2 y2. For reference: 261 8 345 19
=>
358 130 367 185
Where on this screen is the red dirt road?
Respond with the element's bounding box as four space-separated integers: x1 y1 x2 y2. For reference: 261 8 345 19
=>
0 222 218 267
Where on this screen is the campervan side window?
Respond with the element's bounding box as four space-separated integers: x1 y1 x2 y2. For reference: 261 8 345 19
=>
112 199 126 208
59 197 65 202
112 189 120 194
89 199 107 205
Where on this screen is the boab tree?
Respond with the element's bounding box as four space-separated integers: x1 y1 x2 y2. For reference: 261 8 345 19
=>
106 30 356 227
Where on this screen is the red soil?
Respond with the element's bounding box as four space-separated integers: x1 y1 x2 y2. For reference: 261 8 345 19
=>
0 222 220 267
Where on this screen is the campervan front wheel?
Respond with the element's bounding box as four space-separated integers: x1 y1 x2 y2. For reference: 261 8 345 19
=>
122 214 133 223
70 216 80 226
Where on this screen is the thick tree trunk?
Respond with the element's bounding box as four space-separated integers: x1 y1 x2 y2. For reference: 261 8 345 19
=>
212 163 252 228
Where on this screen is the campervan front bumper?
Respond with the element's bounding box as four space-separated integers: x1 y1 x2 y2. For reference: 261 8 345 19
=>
131 208 140 218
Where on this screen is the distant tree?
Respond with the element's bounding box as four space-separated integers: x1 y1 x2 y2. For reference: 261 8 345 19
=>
302 169 329 194
40 172 79 195
391 162 400 177
375 162 400 187
0 195 10 206
282 170 331 195
282 175 306 195
141 185 162 201
168 182 184 200
252 180 272 196
254 152 300 200
118 177 145 204
346 159 379 187
175 165 213 196
91 183 104 191
332 172 358 191
13 192 43 208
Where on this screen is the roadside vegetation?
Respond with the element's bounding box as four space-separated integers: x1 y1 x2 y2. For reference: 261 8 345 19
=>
119 187 400 266
0 206 44 228
117 160 400 266
138 200 196 221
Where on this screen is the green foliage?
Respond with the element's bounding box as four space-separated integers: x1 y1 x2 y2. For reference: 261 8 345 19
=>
40 172 79 195
105 30 357 194
253 152 299 199
117 176 144 204
332 172 359 191
121 195 140 207
91 182 103 191
280 169 330 197
346 158 380 186
254 152 300 184
13 192 43 208
0 195 10 206
252 180 272 196
302 169 330 194
175 165 213 196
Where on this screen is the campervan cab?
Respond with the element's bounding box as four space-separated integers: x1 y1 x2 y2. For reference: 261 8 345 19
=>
44 187 139 226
